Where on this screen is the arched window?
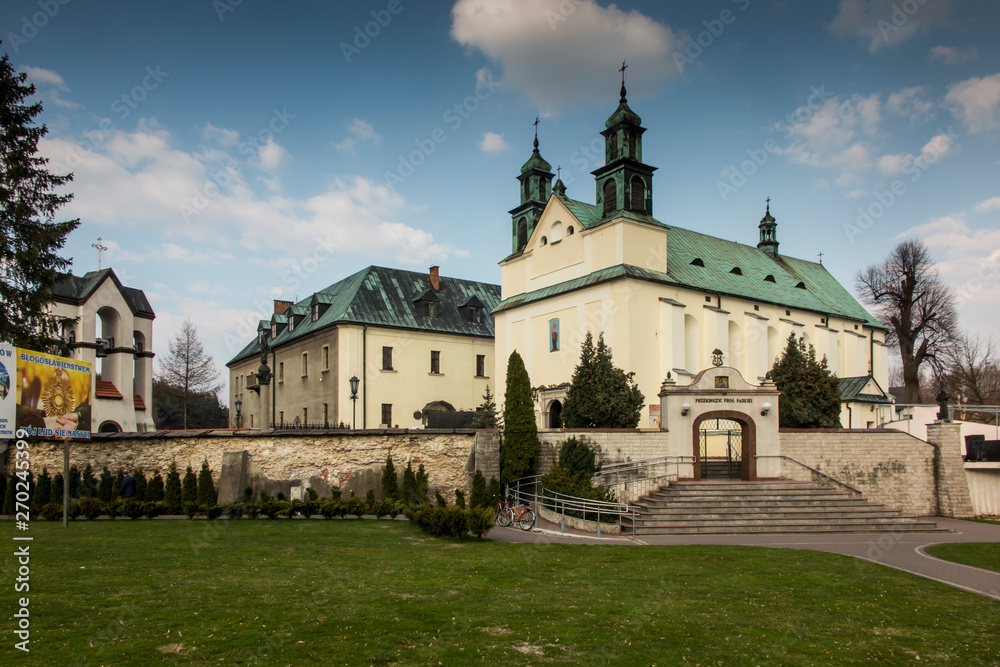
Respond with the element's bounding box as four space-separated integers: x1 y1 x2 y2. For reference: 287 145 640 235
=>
540 236 547 246
603 179 616 215
628 132 636 158
630 176 645 212
609 134 618 161
537 177 547 201
523 179 529 201
517 217 528 249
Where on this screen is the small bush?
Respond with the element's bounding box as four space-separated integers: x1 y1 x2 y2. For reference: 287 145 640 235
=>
68 499 82 520
455 490 466 509
467 507 494 538
302 499 320 518
143 501 166 519
246 502 261 519
435 490 447 507
412 506 490 538
105 499 121 520
225 503 244 520
184 501 200 519
122 499 145 519
345 495 366 518
206 505 224 520
40 502 62 521
78 496 104 520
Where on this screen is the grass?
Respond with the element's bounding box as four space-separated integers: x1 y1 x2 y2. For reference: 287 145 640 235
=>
969 517 1000 526
925 543 1000 573
2 520 999 665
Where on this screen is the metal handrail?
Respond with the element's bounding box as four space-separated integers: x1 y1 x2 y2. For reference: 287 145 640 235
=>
755 455 863 496
595 455 696 483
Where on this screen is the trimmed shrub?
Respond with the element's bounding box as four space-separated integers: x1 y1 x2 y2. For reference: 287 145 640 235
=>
345 495 366 519
196 461 216 507
225 503 244 519
181 465 198 505
32 468 52 512
78 496 104 520
184 501 200 519
435 490 447 507
68 499 82 520
467 507 494 538
470 470 488 509
245 502 261 519
105 498 121 520
165 463 182 514
143 501 166 519
206 505 224 520
122 498 145 519
455 489 466 509
40 502 62 521
381 455 398 501
145 472 165 502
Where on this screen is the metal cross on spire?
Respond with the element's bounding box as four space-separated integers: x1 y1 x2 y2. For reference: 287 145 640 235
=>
765 196 771 212
619 59 628 84
557 165 562 180
92 237 108 270
533 115 540 149
818 252 824 265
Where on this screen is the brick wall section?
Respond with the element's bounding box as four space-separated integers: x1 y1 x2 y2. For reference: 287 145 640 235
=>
927 423 975 518
779 429 937 515
10 429 477 500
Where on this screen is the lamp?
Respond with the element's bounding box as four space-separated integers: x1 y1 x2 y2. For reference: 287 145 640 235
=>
681 402 691 416
531 386 538 402
234 397 243 429
761 401 772 417
349 375 360 429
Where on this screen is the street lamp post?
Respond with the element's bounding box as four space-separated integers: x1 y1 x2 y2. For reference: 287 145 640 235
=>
349 375 360 429
234 397 243 429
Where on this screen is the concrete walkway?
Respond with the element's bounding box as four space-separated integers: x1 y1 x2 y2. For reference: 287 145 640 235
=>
488 518 1000 601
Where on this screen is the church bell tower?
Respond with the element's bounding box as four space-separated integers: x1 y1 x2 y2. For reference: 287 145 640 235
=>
508 118 554 253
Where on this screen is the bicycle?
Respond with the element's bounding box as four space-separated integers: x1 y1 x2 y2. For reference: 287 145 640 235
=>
502 501 535 531
494 498 512 527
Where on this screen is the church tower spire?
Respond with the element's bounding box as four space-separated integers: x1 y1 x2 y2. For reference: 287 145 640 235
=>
592 61 657 220
757 198 779 258
508 117 554 253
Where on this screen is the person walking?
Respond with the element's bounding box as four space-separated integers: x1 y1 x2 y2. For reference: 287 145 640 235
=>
121 471 136 498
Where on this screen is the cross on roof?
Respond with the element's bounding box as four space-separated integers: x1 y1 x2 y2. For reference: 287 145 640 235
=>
818 252 824 265
619 59 628 83
533 115 540 137
92 237 108 270
557 165 562 180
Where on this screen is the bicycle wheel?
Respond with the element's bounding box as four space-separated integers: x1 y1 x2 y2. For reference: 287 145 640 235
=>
517 509 535 531
497 507 512 527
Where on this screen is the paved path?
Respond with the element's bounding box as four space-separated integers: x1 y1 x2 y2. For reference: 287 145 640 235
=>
488 518 1000 601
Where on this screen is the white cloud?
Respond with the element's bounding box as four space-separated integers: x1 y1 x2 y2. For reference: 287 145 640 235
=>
334 118 382 153
828 0 953 53
885 86 933 122
929 45 977 65
776 94 880 180
479 131 509 153
202 122 240 146
451 0 682 112
256 138 288 171
878 153 911 175
975 197 1000 213
18 65 79 109
877 132 956 176
945 73 1000 134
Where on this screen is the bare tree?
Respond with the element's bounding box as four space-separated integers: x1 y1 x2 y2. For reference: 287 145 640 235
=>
945 334 1000 421
157 319 222 429
856 240 958 403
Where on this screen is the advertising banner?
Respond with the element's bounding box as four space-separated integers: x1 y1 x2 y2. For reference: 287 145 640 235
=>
14 347 92 440
0 343 14 438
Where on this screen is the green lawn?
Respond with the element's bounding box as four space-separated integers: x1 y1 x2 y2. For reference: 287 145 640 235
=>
2 520 998 665
925 542 1000 573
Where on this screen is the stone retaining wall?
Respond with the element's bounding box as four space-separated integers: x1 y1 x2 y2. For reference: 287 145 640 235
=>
537 430 672 474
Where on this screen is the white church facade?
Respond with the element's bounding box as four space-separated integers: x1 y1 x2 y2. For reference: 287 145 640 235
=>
494 82 891 430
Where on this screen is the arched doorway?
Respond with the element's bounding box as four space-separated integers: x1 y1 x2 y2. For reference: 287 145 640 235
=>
98 420 122 434
548 400 562 428
692 411 757 480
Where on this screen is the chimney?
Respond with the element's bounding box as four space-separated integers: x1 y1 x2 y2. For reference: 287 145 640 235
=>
273 299 293 315
429 266 440 291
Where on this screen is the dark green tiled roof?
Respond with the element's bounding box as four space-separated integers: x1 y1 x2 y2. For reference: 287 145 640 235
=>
52 268 155 317
228 266 500 366
839 376 891 403
496 218 884 329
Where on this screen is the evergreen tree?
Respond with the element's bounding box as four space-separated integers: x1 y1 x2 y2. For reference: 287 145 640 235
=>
181 464 198 505
4 473 16 514
196 460 216 507
487 476 501 509
68 465 81 498
32 468 51 511
0 473 5 513
401 461 417 505
133 469 147 501
113 469 124 498
145 471 165 502
501 351 538 484
558 437 599 477
51 472 64 504
415 464 429 504
435 489 447 507
0 47 80 351
164 462 182 514
454 489 466 508
470 469 488 509
562 332 644 428
380 455 398 501
770 334 842 428
470 385 501 429
81 464 98 497
97 467 113 502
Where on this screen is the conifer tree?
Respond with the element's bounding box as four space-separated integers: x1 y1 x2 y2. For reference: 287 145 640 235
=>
470 469 488 509
68 466 81 498
133 469 147 501
145 471 165 502
164 463 182 513
0 47 80 350
487 476 501 508
380 455 398 501
113 469 124 498
97 467 113 502
470 385 501 429
3 473 15 514
81 464 98 497
197 460 216 507
770 333 842 428
501 351 538 484
0 473 5 513
454 489 466 508
181 464 198 505
415 464 429 504
32 468 51 511
401 461 417 505
52 472 64 504
562 332 644 428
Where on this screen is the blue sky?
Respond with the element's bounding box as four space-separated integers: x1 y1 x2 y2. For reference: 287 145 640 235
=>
4 0 999 393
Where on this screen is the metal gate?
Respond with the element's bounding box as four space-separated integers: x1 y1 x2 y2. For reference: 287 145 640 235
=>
699 418 743 479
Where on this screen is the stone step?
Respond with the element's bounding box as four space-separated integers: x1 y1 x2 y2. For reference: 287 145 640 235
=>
624 515 928 528
630 508 902 519
626 522 947 535
648 493 860 503
637 499 875 509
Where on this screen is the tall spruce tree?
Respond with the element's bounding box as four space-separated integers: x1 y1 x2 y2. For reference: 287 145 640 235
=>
97 467 113 502
770 333 842 428
562 332 644 428
401 461 417 505
501 351 538 484
380 455 398 501
0 47 80 351
181 464 198 505
145 471 165 502
470 385 501 429
164 462 182 514
196 460 216 507
81 464 98 497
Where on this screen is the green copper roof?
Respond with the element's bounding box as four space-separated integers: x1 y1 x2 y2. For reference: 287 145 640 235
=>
228 266 500 367
606 99 642 129
495 222 884 329
521 147 552 175
839 375 892 403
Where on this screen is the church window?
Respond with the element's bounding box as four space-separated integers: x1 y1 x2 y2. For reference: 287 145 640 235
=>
523 179 529 201
567 226 574 235
540 236 547 246
730 267 743 275
301 352 308 377
795 281 806 289
603 179 616 215
690 258 705 267
628 132 636 158
476 354 486 377
630 176 646 213
517 217 528 249
430 350 440 374
764 275 776 282
609 135 619 161
382 347 393 370
705 296 712 303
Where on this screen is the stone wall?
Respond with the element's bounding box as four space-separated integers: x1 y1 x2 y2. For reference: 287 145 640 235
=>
779 429 937 515
7 429 477 501
537 430 673 474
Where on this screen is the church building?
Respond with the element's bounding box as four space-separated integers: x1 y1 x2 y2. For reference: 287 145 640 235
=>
494 79 892 429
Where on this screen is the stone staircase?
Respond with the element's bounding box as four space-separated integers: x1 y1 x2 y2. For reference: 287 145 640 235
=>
621 480 946 535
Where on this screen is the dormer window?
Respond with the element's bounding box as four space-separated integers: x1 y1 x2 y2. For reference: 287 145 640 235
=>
730 267 743 275
764 275 776 283
258 331 266 345
311 304 319 322
425 302 438 318
271 324 277 338
468 307 483 323
690 258 705 267
795 281 806 289
288 318 295 332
